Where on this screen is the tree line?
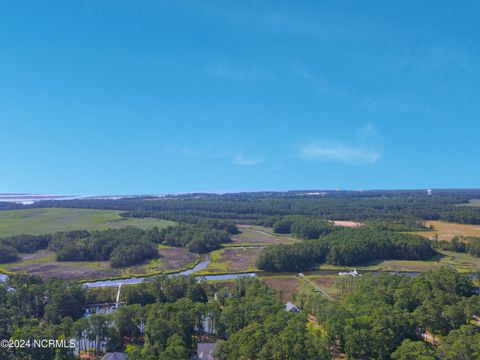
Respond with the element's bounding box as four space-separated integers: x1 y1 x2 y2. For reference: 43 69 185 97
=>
257 228 436 272
21 189 480 225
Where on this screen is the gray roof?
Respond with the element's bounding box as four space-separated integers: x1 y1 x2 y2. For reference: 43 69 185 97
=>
102 353 127 360
197 342 217 360
285 302 300 312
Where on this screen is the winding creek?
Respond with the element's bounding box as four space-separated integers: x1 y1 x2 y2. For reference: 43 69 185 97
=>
82 254 258 288
0 247 435 288
0 253 258 288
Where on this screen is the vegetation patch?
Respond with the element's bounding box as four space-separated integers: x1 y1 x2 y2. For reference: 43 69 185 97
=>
0 245 200 281
262 276 301 302
200 247 262 274
306 275 345 300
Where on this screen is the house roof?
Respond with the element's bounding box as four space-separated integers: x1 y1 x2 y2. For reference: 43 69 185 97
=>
197 342 217 360
285 302 299 312
101 353 127 360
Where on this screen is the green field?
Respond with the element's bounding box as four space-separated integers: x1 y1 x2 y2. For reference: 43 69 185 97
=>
0 208 175 237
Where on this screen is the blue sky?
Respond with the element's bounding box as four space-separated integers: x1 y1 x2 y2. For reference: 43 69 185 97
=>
1 1 479 194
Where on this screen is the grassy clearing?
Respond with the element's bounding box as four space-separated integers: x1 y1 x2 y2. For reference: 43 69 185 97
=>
0 208 174 237
332 220 364 228
436 250 480 273
198 247 262 274
229 225 300 246
414 220 480 241
0 245 199 281
316 259 441 272
305 275 341 300
314 250 480 273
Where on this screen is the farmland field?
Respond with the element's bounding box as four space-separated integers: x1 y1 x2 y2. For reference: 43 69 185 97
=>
0 208 174 237
414 220 480 241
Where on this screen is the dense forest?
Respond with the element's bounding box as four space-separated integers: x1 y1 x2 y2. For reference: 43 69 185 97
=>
298 267 480 359
14 189 480 225
1 269 479 359
257 228 435 271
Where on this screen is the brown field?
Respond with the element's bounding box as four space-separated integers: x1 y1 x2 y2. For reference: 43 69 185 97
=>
333 220 364 228
415 220 480 241
262 276 301 302
202 247 262 273
230 225 300 245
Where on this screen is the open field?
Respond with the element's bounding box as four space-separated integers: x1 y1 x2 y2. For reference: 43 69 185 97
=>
228 225 300 246
0 245 199 281
262 276 301 302
414 220 480 241
0 208 174 237
332 220 364 228
199 247 262 274
457 199 480 207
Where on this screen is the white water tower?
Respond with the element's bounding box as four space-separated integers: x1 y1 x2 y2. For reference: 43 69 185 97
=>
427 189 432 196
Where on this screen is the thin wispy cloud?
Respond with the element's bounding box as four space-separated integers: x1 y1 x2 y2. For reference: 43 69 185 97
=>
299 141 380 165
232 154 265 166
297 125 383 165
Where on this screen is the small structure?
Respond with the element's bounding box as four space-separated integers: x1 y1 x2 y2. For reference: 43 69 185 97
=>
285 302 300 313
102 353 127 360
427 189 432 196
214 291 232 301
192 343 217 360
338 269 359 276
